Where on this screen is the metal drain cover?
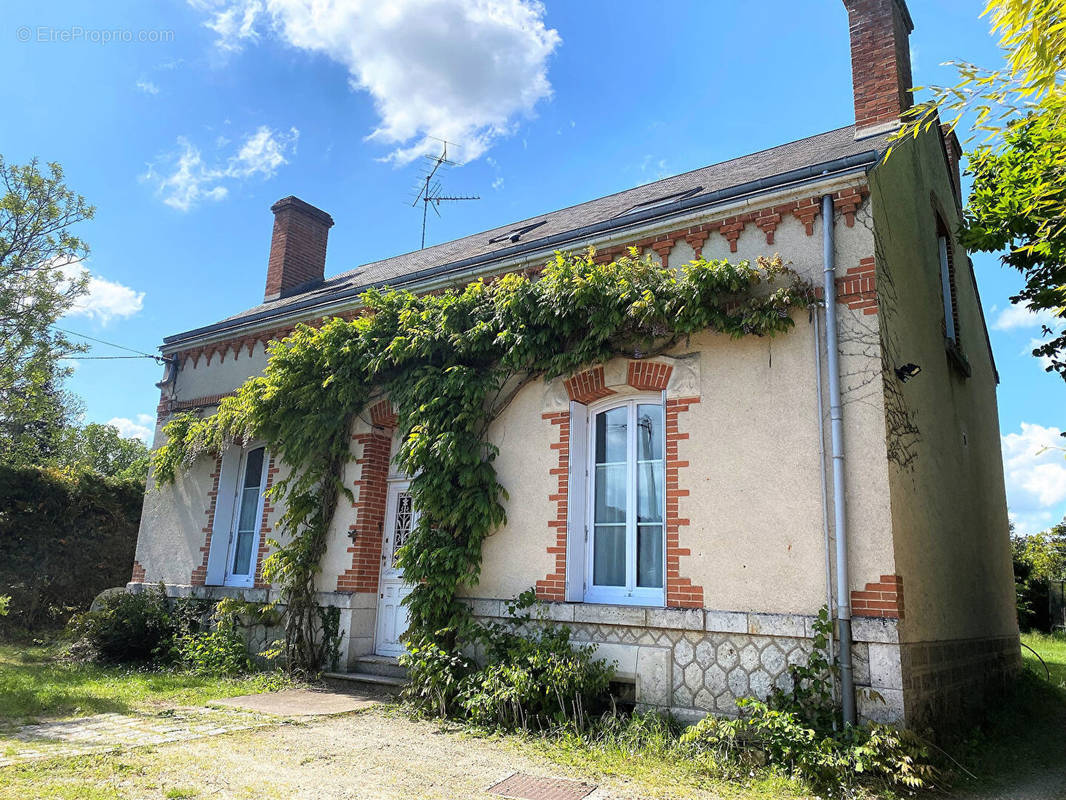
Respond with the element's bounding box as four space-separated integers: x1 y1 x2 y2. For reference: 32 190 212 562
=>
487 772 596 800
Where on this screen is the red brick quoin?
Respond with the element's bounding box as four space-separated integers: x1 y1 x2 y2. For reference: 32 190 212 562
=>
337 400 396 593
665 397 704 608
253 454 279 588
538 363 705 608
191 455 223 585
131 560 146 583
852 574 904 619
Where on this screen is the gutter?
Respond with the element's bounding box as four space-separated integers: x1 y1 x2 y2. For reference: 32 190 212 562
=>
162 150 880 350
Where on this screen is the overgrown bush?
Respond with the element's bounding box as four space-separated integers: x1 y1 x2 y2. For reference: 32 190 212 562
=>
69 587 255 676
175 605 251 676
0 464 143 632
678 608 940 794
681 702 936 793
68 584 174 664
402 590 613 730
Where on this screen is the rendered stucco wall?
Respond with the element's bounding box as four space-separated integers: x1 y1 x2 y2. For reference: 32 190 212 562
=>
136 179 897 623
869 133 1019 725
869 133 1017 644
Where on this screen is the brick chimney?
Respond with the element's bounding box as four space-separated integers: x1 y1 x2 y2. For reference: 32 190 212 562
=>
843 0 915 137
264 196 334 301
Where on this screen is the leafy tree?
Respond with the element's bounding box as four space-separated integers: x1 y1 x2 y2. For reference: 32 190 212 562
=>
1017 516 1066 581
55 422 150 481
0 358 82 467
895 0 1065 380
0 156 94 463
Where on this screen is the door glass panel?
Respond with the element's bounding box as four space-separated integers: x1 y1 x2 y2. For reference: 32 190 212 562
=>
232 447 265 576
593 525 625 586
636 404 663 460
637 524 664 587
390 492 414 568
595 406 627 464
637 461 663 523
589 401 665 598
594 464 626 523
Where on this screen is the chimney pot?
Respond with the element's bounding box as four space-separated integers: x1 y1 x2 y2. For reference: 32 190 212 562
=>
843 0 915 137
265 196 334 301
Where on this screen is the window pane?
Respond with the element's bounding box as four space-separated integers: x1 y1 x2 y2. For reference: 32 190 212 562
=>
232 530 254 575
237 486 260 532
637 525 663 588
593 525 625 586
243 447 265 488
594 463 626 523
595 406 627 464
637 461 664 523
636 405 663 461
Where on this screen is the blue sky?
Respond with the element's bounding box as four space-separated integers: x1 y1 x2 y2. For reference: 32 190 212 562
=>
1 0 1062 532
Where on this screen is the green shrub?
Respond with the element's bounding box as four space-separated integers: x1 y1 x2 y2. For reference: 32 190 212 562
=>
175 608 251 676
68 585 174 664
681 702 937 792
402 590 613 731
0 464 143 632
68 589 253 676
402 638 475 718
678 607 940 793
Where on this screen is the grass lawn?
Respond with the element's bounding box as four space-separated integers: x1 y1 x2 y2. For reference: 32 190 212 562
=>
0 641 293 724
0 634 1063 799
941 631 1066 797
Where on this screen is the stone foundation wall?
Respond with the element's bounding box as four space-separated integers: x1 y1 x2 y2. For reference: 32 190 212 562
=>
900 634 1021 730
467 599 906 724
130 582 376 670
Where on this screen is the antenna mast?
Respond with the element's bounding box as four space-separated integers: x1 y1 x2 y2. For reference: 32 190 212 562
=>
411 140 480 249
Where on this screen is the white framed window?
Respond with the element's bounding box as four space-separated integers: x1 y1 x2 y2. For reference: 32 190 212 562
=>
205 443 269 588
577 394 666 606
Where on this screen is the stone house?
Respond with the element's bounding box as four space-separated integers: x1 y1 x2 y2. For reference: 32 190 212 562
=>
132 0 1019 727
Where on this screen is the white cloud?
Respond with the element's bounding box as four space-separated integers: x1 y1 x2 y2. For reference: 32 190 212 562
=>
189 0 560 163
136 79 160 95
144 125 299 211
992 301 1062 332
107 414 155 444
1027 337 1056 371
56 260 145 324
1002 422 1066 534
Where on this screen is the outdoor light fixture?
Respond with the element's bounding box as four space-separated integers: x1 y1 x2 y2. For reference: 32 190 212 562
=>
895 363 922 382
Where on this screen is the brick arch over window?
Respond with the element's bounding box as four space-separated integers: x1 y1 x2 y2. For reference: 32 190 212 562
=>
539 363 705 608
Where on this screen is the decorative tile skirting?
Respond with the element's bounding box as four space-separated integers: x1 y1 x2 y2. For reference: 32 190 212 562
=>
463 599 901 724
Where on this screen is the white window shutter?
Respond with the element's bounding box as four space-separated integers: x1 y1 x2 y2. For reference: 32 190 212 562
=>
204 444 241 586
565 401 588 602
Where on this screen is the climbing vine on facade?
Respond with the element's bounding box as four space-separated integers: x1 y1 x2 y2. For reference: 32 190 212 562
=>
153 249 810 672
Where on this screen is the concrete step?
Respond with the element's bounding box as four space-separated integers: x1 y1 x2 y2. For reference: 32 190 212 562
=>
351 655 407 679
321 671 407 693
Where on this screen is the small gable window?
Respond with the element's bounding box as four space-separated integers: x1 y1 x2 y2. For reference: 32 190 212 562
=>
936 217 960 345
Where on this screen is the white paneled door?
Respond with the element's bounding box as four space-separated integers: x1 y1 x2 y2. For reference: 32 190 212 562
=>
375 480 417 657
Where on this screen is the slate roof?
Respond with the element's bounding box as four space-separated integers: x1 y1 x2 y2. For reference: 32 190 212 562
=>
165 124 889 346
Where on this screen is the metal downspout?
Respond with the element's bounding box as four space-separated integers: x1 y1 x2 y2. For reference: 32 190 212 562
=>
821 192 856 726
811 304 837 723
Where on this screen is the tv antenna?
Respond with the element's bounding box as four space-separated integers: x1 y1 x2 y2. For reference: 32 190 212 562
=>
411 140 479 249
